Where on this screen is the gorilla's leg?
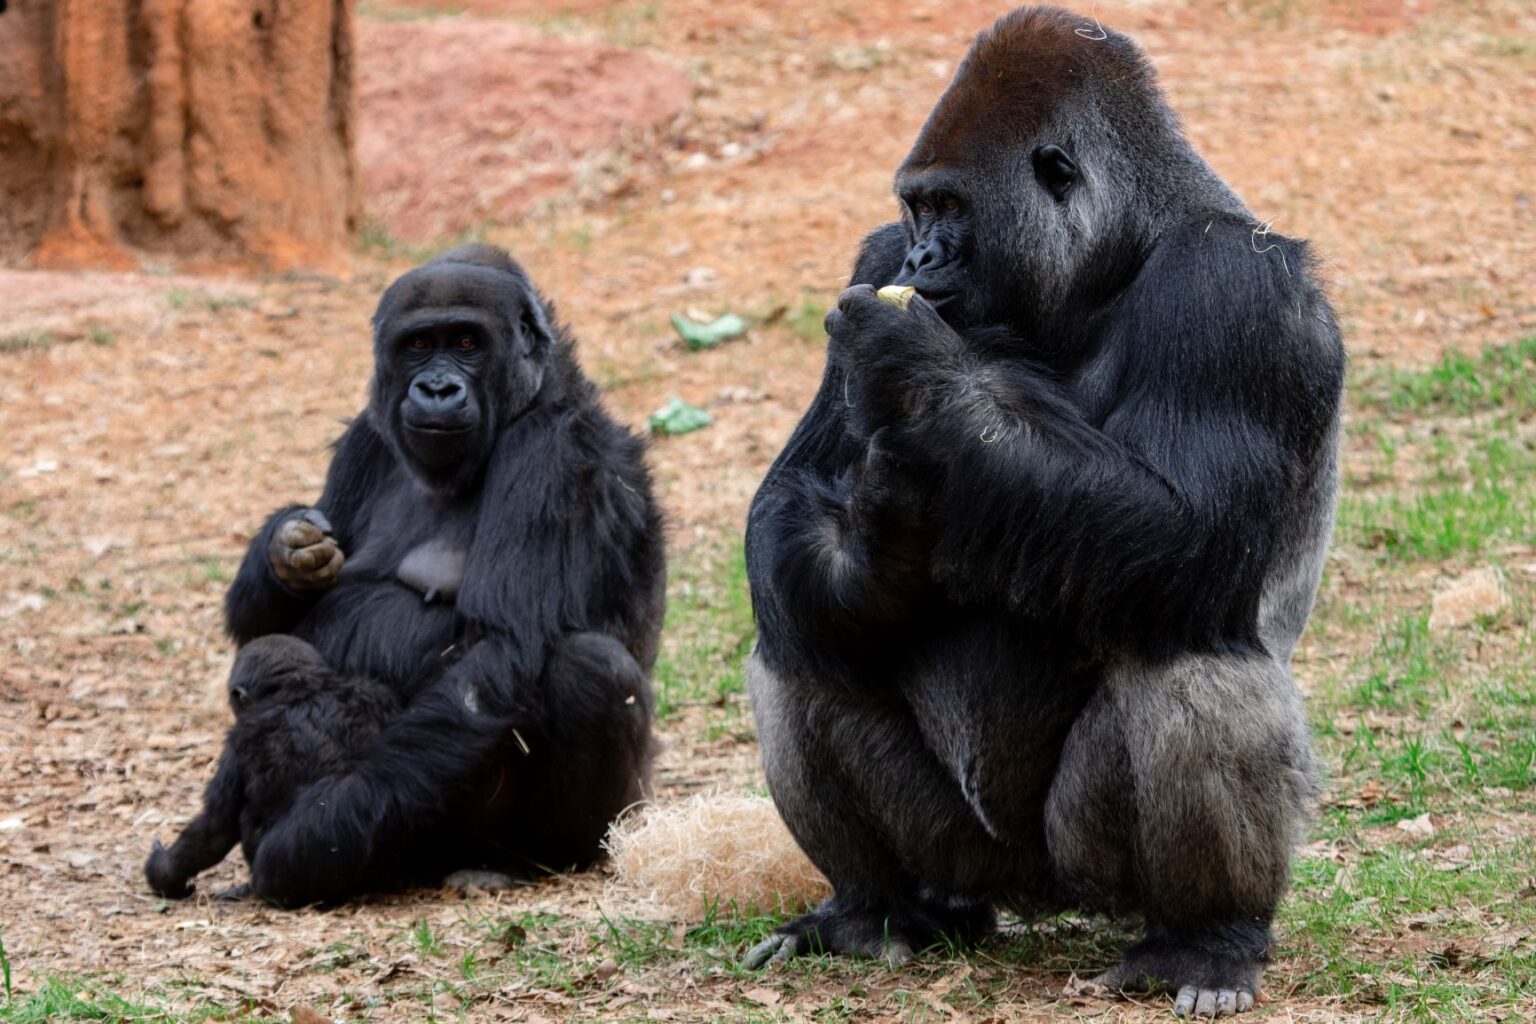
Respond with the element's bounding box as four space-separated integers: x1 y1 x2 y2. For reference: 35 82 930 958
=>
476 631 654 875
145 752 243 899
1047 653 1315 1016
744 653 1012 966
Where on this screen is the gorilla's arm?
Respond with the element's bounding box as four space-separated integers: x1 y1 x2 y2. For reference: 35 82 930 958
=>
145 750 243 898
247 402 659 906
745 224 923 679
836 229 1344 656
225 420 390 644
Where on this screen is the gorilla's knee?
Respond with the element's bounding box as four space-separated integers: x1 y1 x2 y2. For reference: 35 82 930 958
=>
1049 654 1316 922
543 632 651 722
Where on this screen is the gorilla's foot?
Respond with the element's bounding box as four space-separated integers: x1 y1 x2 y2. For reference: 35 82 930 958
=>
742 896 994 969
1081 920 1267 1019
442 869 528 893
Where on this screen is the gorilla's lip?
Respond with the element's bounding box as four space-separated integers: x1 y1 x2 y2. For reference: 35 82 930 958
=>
403 420 476 436
915 289 956 309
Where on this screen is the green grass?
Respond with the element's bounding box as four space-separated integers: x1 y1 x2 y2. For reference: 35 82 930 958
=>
1342 338 1536 562
652 542 755 719
785 294 832 345
0 331 56 354
1360 336 1536 416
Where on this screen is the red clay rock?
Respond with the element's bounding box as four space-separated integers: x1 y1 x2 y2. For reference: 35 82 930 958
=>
0 0 356 271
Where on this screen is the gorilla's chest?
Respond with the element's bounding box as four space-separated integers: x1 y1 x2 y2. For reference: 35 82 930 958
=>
343 481 476 604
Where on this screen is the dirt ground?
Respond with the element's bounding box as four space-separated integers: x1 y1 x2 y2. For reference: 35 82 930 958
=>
1 1 1533 1022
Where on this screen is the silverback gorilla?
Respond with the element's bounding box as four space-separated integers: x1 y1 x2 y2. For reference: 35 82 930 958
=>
744 7 1344 1018
152 245 665 905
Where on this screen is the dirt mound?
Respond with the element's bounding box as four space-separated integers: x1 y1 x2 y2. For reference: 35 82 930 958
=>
0 0 354 271
357 19 691 243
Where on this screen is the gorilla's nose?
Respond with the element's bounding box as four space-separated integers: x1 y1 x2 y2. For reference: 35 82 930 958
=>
412 375 466 413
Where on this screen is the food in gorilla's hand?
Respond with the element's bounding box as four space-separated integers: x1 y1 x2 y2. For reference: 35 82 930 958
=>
877 285 917 309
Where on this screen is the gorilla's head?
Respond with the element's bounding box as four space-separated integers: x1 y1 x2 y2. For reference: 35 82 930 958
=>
370 245 554 490
890 6 1201 337
227 635 332 713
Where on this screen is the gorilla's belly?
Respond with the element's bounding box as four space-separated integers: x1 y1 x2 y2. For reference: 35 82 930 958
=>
295 580 457 692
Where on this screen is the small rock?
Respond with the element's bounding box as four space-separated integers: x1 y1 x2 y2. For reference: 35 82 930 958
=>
1396 812 1436 838
1428 567 1508 631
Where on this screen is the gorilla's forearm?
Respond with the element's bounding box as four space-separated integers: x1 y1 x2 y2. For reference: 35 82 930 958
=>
224 505 321 644
909 360 1284 654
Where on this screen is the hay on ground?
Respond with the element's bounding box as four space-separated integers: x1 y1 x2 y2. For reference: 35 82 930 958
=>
605 794 830 922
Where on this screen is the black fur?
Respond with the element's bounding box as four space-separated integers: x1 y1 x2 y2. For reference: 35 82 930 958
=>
745 7 1342 1016
160 245 665 906
145 636 401 899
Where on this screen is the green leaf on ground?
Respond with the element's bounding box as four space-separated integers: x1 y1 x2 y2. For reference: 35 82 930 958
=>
647 397 713 436
671 312 747 351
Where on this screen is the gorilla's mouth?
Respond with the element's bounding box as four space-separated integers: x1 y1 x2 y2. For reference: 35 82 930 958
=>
406 421 475 435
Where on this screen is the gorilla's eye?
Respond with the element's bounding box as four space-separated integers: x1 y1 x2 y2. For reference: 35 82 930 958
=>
457 336 476 351
914 199 935 218
942 196 961 214
409 337 430 352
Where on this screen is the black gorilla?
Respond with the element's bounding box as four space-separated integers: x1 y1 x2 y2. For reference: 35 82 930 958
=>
744 7 1344 1018
159 245 665 906
146 636 401 899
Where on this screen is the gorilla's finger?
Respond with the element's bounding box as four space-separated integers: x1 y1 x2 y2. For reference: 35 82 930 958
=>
278 517 325 549
1215 990 1237 1017
287 541 337 572
1194 989 1217 1018
742 934 788 969
311 548 345 585
835 283 878 312
1172 986 1198 1018
298 508 334 535
1236 991 1254 1013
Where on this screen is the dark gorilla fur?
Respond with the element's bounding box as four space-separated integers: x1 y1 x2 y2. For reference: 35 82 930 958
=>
146 636 401 899
744 7 1344 1019
148 245 665 906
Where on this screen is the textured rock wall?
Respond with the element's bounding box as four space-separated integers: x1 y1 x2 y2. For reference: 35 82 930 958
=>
0 0 356 270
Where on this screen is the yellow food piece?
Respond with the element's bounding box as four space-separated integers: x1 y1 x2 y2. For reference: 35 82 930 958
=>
876 285 916 309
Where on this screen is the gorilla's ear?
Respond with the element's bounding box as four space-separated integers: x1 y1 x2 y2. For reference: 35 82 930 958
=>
1033 144 1078 201
517 291 556 357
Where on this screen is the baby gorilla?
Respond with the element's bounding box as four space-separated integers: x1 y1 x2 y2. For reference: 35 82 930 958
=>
145 635 401 899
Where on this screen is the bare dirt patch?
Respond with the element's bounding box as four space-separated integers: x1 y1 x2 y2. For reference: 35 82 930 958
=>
358 18 692 241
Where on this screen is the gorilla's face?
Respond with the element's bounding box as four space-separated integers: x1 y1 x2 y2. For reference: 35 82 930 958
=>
893 143 1085 336
370 253 552 490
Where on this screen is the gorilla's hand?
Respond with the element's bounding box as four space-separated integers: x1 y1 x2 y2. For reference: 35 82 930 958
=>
850 429 930 535
269 508 345 591
825 284 965 438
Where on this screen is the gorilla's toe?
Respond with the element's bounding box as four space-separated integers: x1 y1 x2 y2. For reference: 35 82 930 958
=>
443 869 527 893
1171 984 1253 1017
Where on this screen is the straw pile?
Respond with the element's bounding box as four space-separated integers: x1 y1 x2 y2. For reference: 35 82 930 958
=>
605 794 831 922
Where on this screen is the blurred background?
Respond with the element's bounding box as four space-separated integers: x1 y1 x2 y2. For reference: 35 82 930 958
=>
0 1 1532 1021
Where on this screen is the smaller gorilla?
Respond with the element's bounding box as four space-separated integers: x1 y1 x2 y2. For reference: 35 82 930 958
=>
145 635 401 899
